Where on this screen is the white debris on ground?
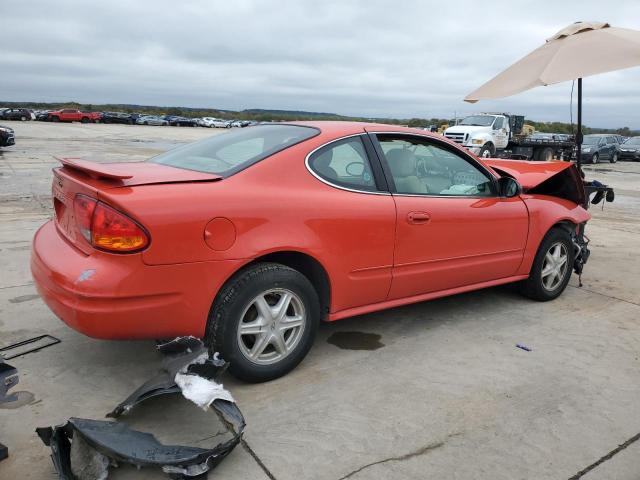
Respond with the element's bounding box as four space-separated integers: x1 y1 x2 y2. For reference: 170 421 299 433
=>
175 353 235 410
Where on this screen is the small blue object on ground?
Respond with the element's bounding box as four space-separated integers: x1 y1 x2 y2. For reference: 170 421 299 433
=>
516 343 532 352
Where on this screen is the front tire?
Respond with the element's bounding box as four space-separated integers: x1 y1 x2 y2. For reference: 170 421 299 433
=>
206 263 320 383
519 227 574 301
610 152 618 163
478 143 494 158
591 153 599 164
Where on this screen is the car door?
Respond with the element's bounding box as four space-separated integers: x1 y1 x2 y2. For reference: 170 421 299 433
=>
368 131 529 300
492 116 509 149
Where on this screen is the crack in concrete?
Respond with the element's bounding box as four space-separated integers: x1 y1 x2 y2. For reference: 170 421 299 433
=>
336 440 445 480
568 431 640 479
569 285 640 308
241 439 278 480
0 282 34 290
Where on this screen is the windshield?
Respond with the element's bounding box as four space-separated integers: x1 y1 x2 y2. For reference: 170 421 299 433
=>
150 124 319 176
582 136 601 145
459 115 496 127
624 137 640 145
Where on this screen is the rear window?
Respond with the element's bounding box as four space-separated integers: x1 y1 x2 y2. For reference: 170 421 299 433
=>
150 124 319 176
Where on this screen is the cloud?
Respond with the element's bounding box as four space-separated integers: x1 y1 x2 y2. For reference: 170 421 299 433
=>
1 0 640 127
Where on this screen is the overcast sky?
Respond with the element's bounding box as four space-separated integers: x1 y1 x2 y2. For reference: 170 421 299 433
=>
2 0 640 128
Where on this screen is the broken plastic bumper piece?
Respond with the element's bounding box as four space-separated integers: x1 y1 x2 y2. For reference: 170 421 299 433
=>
36 337 245 479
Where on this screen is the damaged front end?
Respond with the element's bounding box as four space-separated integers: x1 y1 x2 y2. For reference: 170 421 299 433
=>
36 337 245 479
483 158 614 284
571 222 590 285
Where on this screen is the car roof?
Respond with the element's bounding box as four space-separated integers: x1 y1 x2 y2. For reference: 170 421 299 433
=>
284 120 446 138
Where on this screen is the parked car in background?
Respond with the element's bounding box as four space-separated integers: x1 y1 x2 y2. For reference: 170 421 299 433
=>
198 117 220 128
35 110 52 121
0 125 15 146
0 108 34 121
136 115 168 126
101 112 135 124
581 134 619 163
174 117 199 127
620 136 640 161
211 118 232 128
48 109 101 123
32 122 593 382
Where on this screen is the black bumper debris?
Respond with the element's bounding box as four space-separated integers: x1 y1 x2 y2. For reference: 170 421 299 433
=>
1 358 20 462
0 358 19 404
36 337 245 479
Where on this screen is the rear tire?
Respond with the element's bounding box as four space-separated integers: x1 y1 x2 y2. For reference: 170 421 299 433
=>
519 227 574 301
81 117 89 124
205 263 320 383
536 147 554 162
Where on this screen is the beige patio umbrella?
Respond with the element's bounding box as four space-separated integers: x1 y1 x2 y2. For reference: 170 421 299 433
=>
464 21 640 168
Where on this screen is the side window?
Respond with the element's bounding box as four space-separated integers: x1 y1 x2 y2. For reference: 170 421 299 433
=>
377 135 495 196
493 117 504 130
308 136 377 191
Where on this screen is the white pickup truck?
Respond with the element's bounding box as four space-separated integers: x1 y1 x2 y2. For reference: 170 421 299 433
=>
444 113 575 161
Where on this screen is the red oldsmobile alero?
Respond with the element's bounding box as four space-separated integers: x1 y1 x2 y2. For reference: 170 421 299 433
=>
31 122 591 381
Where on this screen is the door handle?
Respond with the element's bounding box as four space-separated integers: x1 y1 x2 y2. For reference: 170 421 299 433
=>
407 212 431 224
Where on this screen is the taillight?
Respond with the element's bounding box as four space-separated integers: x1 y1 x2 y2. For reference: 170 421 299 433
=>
74 194 149 253
74 195 96 243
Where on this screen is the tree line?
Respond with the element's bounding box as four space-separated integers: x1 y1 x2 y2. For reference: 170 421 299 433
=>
2 101 637 135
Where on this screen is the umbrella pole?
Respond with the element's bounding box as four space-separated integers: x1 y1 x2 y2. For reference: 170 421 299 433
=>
576 77 583 172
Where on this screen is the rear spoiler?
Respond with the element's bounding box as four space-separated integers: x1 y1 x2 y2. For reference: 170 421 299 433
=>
54 157 222 187
56 157 133 180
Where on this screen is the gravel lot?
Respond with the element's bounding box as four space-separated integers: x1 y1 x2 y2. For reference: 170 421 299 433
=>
1 122 639 479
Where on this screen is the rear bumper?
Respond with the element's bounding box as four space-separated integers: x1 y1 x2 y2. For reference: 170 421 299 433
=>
31 221 246 340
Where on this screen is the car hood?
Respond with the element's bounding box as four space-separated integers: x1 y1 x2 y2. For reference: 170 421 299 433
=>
482 159 576 190
483 158 586 206
56 157 221 187
445 125 490 135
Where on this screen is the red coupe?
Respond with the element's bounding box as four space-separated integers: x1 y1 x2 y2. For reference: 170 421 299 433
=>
32 122 591 381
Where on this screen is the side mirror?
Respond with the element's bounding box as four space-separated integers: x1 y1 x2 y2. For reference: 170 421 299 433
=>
497 176 522 198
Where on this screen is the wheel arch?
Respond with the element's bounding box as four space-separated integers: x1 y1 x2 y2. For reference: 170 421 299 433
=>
217 250 331 320
518 194 590 277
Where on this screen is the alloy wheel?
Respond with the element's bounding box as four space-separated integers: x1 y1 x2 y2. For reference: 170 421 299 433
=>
237 288 306 365
541 242 569 291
